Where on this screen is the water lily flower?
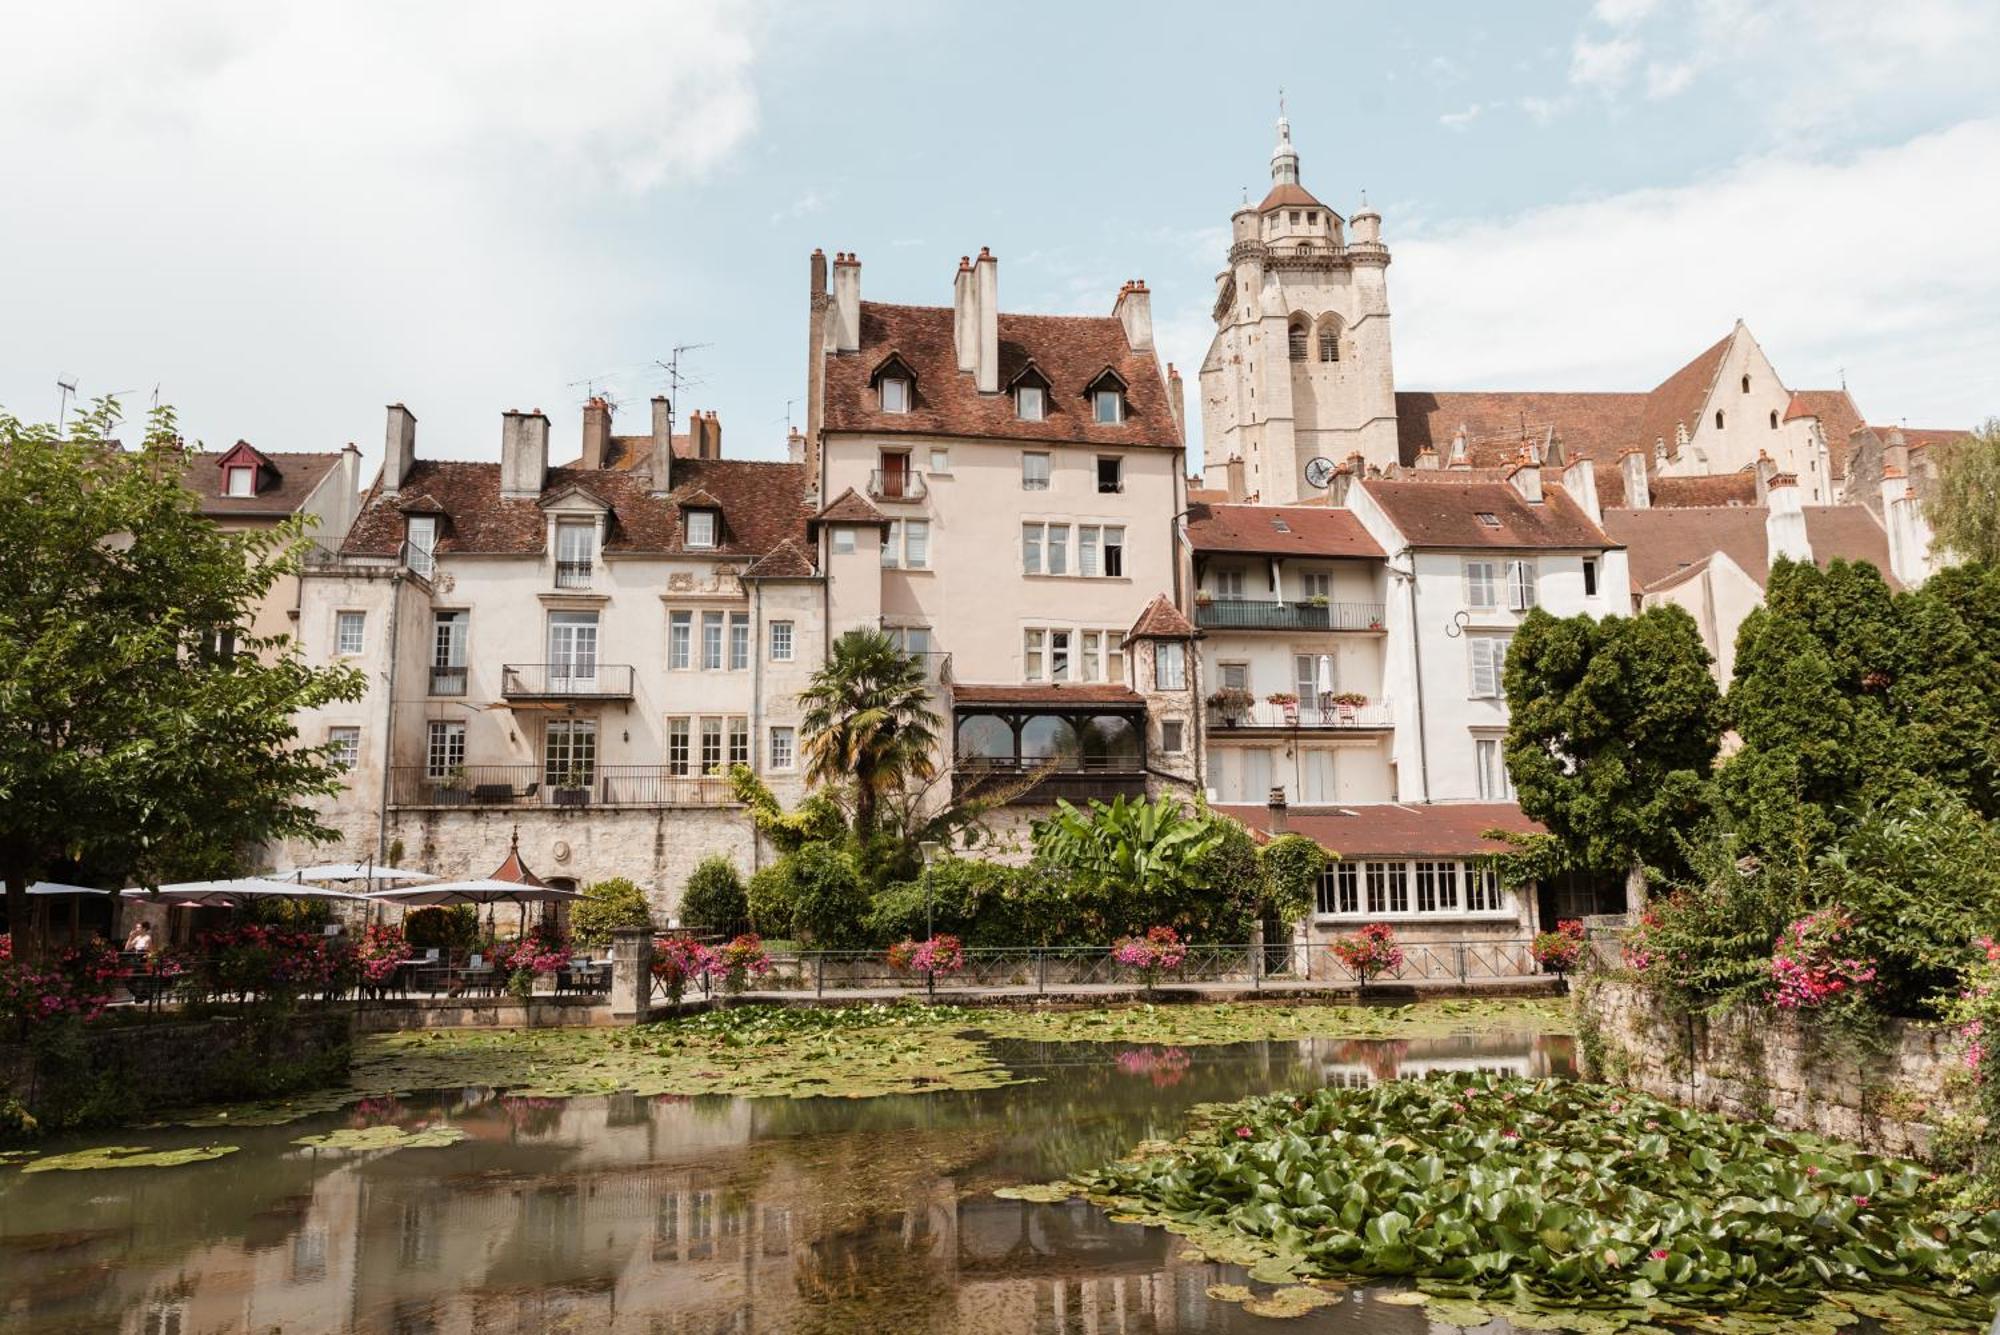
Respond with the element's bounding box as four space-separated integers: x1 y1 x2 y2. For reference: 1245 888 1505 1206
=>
1805 1165 1820 1177
1853 1195 1869 1207
1649 1248 1669 1261
1235 1126 1252 1139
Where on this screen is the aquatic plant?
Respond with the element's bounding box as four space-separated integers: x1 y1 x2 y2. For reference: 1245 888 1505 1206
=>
22 1143 238 1172
292 1124 465 1152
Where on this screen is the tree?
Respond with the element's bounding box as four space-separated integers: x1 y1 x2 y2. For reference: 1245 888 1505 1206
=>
797 629 940 839
1031 795 1231 937
1503 605 1722 878
0 401 365 952
679 856 748 936
1257 834 1329 926
570 877 654 948
1924 420 2000 566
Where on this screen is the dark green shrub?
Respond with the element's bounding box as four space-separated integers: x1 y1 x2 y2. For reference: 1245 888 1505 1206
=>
680 856 749 936
788 844 870 948
747 858 797 938
868 857 1023 944
570 876 654 948
1259 833 1329 926
403 905 478 953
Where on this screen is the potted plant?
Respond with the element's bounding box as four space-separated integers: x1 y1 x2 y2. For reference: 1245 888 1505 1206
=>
1266 691 1299 724
1330 922 1404 996
1530 919 1588 993
1112 926 1187 996
1306 593 1329 607
1328 690 1368 722
1206 686 1255 725
1193 590 1215 607
431 765 470 806
553 766 591 807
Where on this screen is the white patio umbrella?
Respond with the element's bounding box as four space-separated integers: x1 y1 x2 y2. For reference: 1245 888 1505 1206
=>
283 863 434 885
120 878 374 908
370 880 582 907
25 882 110 896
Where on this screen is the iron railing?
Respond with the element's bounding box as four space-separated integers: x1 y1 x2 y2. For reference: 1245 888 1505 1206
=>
1195 600 1386 632
428 665 468 696
500 662 635 699
388 764 735 809
1207 700 1394 730
952 759 1148 804
867 468 927 502
554 559 594 589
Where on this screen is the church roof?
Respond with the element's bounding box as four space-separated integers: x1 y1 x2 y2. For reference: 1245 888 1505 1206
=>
1256 182 1327 213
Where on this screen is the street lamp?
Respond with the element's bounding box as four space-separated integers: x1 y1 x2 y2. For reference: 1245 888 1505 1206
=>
919 840 943 940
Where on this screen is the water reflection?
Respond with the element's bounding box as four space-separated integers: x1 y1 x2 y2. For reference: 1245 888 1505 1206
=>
0 1031 1572 1334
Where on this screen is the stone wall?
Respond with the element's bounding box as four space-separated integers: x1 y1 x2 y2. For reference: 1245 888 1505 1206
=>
352 996 608 1033
1577 977 1962 1160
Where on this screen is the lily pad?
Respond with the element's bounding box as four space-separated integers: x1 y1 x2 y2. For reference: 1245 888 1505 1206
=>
1423 1296 1494 1328
22 1144 238 1173
1242 1286 1340 1318
1205 1283 1253 1303
990 1182 1073 1203
292 1124 467 1152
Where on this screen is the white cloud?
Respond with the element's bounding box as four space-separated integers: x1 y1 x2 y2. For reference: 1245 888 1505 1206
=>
1570 35 1641 91
1645 60 1694 99
1392 120 2000 427
771 189 830 225
0 1 762 462
1519 95 1570 126
1439 103 1485 130
1592 0 1659 26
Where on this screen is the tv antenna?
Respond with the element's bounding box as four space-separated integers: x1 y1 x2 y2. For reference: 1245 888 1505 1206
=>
653 343 713 444
565 374 624 413
55 376 79 435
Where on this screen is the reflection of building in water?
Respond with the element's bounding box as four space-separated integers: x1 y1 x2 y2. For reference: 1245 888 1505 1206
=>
1304 1032 1569 1091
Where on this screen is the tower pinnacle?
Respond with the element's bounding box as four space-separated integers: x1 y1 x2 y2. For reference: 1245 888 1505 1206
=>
1271 100 1300 187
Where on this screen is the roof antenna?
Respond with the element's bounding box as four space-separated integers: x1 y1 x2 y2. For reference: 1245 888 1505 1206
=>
652 342 714 452
55 376 78 436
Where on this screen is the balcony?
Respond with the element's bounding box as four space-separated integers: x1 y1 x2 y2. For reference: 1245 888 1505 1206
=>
554 559 594 590
952 758 1148 805
428 665 468 697
1194 599 1385 632
1207 700 1394 731
389 765 736 809
499 662 636 701
867 468 927 503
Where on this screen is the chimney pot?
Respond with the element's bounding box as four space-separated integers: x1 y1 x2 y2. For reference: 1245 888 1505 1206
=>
1266 786 1288 834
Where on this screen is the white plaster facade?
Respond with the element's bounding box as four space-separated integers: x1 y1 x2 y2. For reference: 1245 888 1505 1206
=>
1653 323 1838 503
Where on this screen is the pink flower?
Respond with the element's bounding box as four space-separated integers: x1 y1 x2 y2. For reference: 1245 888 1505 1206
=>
1501 1129 1520 1140
1235 1126 1253 1139
1805 1165 1820 1177
1853 1195 1869 1208
1649 1248 1669 1261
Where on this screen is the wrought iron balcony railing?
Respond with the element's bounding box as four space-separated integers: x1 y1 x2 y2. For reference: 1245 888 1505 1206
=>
1194 599 1385 632
499 663 636 699
428 665 468 697
389 765 736 809
1206 700 1394 730
867 468 927 502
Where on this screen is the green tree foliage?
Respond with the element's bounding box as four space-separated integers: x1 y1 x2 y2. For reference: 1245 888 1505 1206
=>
868 857 1026 945
745 859 796 939
797 629 939 837
1503 605 1722 877
1033 795 1224 904
728 763 847 855
780 843 870 948
1258 834 1329 926
569 877 653 948
679 856 748 936
1628 827 1809 1014
1030 795 1270 940
403 906 479 954
0 400 366 949
1186 815 1266 941
1923 420 2000 567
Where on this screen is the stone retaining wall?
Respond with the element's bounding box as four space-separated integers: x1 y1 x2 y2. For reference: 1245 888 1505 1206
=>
352 996 610 1033
1577 977 1962 1159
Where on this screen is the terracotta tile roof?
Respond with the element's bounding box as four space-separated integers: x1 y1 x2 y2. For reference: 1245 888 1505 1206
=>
1361 479 1615 550
1255 182 1327 212
1884 426 1971 451
951 683 1143 708
1186 502 1385 559
1786 389 1865 478
1634 330 1733 462
1124 593 1196 642
1650 472 1757 507
1602 503 1896 593
181 447 343 519
1394 391 1650 474
824 301 1179 448
1186 486 1231 505
741 539 818 579
488 831 547 887
342 457 808 559
809 486 891 531
1216 802 1546 858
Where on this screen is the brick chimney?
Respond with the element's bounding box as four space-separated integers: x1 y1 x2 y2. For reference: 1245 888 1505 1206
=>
700 412 721 459
1225 456 1246 502
581 396 612 471
381 403 416 496
1113 278 1153 350
1620 448 1650 510
830 252 861 354
1754 451 1777 504
500 408 549 499
1267 786 1289 834
649 396 672 496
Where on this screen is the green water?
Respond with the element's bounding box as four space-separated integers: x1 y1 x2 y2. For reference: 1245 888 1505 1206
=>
0 1031 1581 1333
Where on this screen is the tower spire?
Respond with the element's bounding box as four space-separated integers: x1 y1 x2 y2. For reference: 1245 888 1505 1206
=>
1270 93 1300 187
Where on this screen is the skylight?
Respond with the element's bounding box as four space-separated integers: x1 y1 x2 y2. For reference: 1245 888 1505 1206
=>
1475 512 1501 527
1271 517 1291 533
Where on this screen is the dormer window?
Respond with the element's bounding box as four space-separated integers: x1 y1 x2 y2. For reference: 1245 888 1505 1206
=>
1094 390 1123 425
225 466 255 498
685 509 718 549
1016 385 1046 421
881 377 909 414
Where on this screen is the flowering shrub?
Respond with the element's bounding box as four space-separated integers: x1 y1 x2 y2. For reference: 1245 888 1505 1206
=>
886 934 967 978
1112 926 1187 989
1531 920 1588 978
354 925 412 987
1768 909 1877 1011
178 924 353 1003
651 936 715 1007
503 921 571 997
1330 922 1404 988
0 936 120 1029
711 933 774 995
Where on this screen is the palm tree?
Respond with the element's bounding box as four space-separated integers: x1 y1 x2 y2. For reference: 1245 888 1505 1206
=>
798 629 940 836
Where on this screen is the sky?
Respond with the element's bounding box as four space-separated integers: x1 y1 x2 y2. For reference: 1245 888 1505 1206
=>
3 0 1996 475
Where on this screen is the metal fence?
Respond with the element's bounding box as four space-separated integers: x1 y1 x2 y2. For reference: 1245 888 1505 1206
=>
388 765 736 809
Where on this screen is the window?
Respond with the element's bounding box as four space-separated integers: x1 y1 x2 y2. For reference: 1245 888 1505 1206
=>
729 613 750 670
685 510 717 549
1049 629 1071 681
335 610 366 656
1022 452 1051 490
1161 719 1184 753
1476 737 1514 799
769 725 796 770
700 718 723 774
769 619 794 661
1769 410 1779 429
1318 326 1339 362
1022 523 1043 575
1468 863 1505 912
1475 512 1501 528
881 377 910 413
425 721 465 781
1155 641 1186 690
1469 635 1512 698
1024 629 1045 681
1464 560 1498 610
1715 410 1725 430
1741 374 1751 393
876 450 913 499
668 611 692 670
1306 210 1317 224
831 527 856 555
1288 322 1308 361
882 520 900 569
1221 661 1249 691
405 516 437 575
1416 861 1461 914
1096 456 1122 493
1107 634 1125 684
889 625 931 657
1079 631 1103 682
701 611 724 671
667 718 691 775
1365 862 1411 915
1300 571 1331 601
431 610 466 694
728 717 750 767
544 719 597 786
1318 862 1360 916
1215 569 1246 600
1076 524 1124 577
1016 386 1046 421
555 520 594 587
1505 559 1538 611
1583 558 1599 597
547 611 598 685
929 447 950 474
904 519 929 569
225 466 255 497
328 727 360 770
1093 390 1123 424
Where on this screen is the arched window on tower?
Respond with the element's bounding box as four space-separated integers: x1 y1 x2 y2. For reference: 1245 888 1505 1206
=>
1288 319 1309 362
1741 374 1751 393
1769 410 1779 429
1715 410 1725 429
1316 315 1341 363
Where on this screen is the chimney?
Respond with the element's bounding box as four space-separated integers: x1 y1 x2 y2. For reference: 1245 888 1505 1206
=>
381 403 416 495
1225 456 1246 502
1506 456 1543 504
810 247 828 302
1654 435 1670 468
1561 455 1600 524
952 256 976 373
1266 786 1288 835
581 396 612 471
1113 278 1154 350
1328 464 1355 507
1620 449 1650 509
701 412 721 459
1448 425 1469 468
973 247 999 394
650 396 672 495
1764 475 1811 566
1884 428 1910 479
1166 362 1185 440
786 427 806 464
831 252 861 354
1416 445 1439 470
1753 451 1777 504
500 408 549 498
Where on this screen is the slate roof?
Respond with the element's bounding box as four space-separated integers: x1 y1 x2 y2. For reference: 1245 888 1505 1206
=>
1124 594 1196 642
182 447 343 519
1216 802 1545 858
342 457 809 559
1186 503 1385 559
1361 479 1615 551
824 301 1179 449
1602 504 1897 593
